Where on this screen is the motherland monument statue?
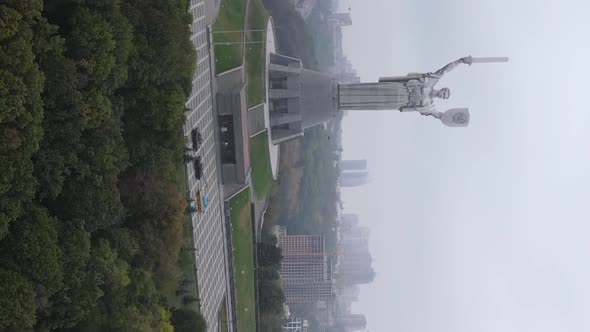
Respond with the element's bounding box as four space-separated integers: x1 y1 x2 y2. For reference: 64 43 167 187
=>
337 56 509 127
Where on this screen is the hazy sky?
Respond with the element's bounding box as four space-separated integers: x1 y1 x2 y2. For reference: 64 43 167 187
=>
339 0 590 331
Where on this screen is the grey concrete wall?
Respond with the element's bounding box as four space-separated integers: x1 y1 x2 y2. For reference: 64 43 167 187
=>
221 164 237 186
269 63 301 74
269 88 300 99
270 113 302 126
271 129 304 145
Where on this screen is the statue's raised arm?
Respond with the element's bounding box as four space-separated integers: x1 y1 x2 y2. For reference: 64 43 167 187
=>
433 56 472 77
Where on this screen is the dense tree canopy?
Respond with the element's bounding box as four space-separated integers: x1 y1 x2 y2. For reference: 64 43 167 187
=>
0 0 198 329
0 0 45 239
256 236 286 330
257 242 283 266
0 268 36 330
171 308 208 332
0 205 64 298
38 222 103 330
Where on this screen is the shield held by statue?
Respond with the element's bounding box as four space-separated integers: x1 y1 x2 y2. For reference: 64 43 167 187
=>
440 108 470 127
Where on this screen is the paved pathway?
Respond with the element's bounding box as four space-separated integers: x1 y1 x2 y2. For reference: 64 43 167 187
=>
185 1 233 331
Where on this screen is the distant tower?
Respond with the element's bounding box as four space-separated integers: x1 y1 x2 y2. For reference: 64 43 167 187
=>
340 159 368 172
340 214 359 229
339 159 369 187
339 314 367 331
328 13 353 26
340 170 369 187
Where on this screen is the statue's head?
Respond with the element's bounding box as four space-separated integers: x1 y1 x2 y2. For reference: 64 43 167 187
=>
436 88 451 99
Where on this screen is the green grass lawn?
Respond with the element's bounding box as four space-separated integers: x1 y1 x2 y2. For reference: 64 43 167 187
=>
249 130 273 199
218 297 229 332
213 0 247 73
245 0 268 107
228 189 257 332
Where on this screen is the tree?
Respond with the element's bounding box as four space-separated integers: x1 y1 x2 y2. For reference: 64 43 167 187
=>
68 8 116 87
182 295 200 305
259 311 284 332
0 268 36 330
106 227 140 262
0 1 46 239
32 28 86 200
88 239 130 290
258 266 280 281
0 204 64 298
170 308 207 332
53 175 126 232
121 0 195 92
258 279 285 315
257 242 282 266
38 222 103 330
119 167 185 288
126 268 158 307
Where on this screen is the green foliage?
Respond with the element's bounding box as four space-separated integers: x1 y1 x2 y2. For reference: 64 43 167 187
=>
245 0 268 107
284 126 340 250
259 312 285 332
54 175 126 232
0 1 45 239
213 0 247 73
0 0 197 329
122 84 187 167
306 0 337 69
257 279 285 315
257 266 280 280
257 242 282 266
171 308 207 332
70 8 117 87
229 189 258 332
250 131 274 198
110 273 174 332
39 222 103 330
89 239 130 290
0 268 37 330
119 168 185 286
32 27 85 200
256 234 285 327
0 205 63 298
75 243 165 332
106 227 140 262
122 0 195 92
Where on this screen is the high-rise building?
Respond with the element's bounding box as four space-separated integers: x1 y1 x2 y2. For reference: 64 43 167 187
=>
279 233 326 284
282 317 309 332
338 285 360 303
340 170 369 187
340 214 359 229
282 280 334 304
328 13 353 26
339 314 367 330
275 226 334 304
337 223 375 285
340 159 368 172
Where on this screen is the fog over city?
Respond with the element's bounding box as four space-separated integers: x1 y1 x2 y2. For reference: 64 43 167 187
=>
339 0 590 331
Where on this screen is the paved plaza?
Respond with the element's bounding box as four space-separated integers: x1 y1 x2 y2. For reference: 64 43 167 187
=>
184 1 232 331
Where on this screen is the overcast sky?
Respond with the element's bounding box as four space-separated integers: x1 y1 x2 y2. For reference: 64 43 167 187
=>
338 0 590 331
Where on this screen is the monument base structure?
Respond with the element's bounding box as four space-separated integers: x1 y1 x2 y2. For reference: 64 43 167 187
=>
267 53 339 145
